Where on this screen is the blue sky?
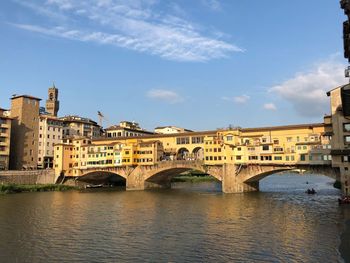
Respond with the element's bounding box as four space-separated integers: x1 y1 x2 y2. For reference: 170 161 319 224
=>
0 0 347 131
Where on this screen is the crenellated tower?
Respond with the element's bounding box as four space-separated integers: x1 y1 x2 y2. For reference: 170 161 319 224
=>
46 84 60 116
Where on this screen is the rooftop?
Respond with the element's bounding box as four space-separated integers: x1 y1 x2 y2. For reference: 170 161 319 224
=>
10 94 41 101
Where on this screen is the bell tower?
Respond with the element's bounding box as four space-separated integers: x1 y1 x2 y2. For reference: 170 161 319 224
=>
46 84 60 116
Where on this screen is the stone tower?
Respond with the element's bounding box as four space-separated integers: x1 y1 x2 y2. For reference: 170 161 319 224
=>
46 85 59 116
10 95 41 169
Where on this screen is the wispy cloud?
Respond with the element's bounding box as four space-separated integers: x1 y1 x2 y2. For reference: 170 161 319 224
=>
263 103 277 111
222 95 250 104
202 0 221 11
147 89 184 104
269 59 346 117
11 0 242 62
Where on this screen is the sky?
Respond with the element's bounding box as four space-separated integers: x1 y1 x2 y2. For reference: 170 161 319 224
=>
0 0 348 131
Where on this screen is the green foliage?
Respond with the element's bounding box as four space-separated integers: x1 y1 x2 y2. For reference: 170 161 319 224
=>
0 184 77 194
171 175 217 183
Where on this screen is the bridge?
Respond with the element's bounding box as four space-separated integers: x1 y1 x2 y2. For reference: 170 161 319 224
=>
71 161 340 193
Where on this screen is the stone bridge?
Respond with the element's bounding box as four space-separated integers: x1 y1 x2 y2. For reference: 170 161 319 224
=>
73 161 341 193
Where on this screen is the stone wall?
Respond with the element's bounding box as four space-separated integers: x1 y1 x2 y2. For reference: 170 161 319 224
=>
0 170 56 185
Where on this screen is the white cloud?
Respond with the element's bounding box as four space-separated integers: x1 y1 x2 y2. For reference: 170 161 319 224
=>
12 0 242 62
147 89 184 104
269 60 346 117
202 0 221 11
263 103 277 111
222 95 250 104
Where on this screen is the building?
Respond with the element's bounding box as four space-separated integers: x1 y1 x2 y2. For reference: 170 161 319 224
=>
105 121 154 138
154 126 193 134
54 137 163 177
54 123 329 178
38 114 64 168
0 108 12 170
9 95 41 170
45 85 59 117
60 115 102 139
327 84 350 195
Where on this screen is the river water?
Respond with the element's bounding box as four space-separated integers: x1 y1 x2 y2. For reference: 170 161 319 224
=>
0 174 349 263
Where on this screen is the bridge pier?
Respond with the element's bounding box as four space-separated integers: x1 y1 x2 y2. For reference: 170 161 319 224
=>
221 164 259 193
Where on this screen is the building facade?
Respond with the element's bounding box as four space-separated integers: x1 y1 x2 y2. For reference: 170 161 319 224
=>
327 85 350 195
9 95 40 170
38 114 64 168
60 115 102 139
54 123 329 178
0 108 12 170
105 121 154 138
154 126 193 134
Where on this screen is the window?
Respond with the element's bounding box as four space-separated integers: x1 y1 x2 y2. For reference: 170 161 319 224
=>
192 137 204 144
286 156 289 161
262 145 269 151
176 137 190 145
345 136 350 144
287 137 292 142
236 156 242 160
300 154 306 161
237 147 241 151
273 139 279 144
227 136 233 141
344 123 350 132
274 156 282 161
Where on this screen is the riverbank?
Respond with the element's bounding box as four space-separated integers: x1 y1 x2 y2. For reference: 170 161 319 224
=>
172 175 217 183
0 184 77 194
340 219 350 263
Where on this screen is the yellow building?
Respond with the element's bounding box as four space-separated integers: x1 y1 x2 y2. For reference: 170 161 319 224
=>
54 123 329 178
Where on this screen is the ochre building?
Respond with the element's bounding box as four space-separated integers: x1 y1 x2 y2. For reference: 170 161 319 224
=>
54 123 329 178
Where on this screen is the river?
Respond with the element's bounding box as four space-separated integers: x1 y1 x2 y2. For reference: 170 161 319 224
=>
0 174 349 263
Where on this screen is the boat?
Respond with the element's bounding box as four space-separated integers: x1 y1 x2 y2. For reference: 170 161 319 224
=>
85 184 103 189
338 196 350 205
306 189 317 195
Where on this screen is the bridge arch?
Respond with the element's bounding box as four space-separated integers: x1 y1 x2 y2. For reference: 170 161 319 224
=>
137 161 222 189
177 147 190 160
192 147 204 161
78 170 127 186
239 165 340 184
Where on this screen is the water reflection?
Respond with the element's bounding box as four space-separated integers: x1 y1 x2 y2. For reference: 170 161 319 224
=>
0 174 348 262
